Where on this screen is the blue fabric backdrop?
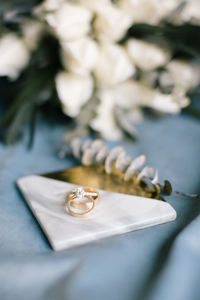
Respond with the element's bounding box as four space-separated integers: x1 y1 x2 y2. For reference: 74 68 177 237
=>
0 114 200 300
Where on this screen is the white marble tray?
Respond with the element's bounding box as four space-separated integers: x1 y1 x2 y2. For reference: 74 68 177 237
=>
17 175 176 251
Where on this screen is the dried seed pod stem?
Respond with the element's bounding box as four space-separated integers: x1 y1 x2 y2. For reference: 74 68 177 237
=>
61 138 200 199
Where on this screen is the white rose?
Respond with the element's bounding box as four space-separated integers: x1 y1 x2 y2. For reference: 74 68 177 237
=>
90 88 123 140
93 2 132 42
45 3 92 41
0 34 30 80
55 72 93 117
61 37 99 76
94 43 135 86
166 60 200 91
126 38 170 71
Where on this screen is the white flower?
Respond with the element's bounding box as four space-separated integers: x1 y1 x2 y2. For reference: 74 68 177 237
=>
166 59 200 91
91 80 189 140
151 91 189 114
45 3 92 41
0 34 30 80
93 1 132 42
41 0 65 11
119 0 160 24
179 0 200 25
90 88 123 140
119 0 181 24
79 0 132 42
61 37 99 76
153 0 183 21
113 80 155 108
78 0 110 11
113 80 189 113
22 20 44 50
94 42 135 86
55 72 93 117
126 38 170 71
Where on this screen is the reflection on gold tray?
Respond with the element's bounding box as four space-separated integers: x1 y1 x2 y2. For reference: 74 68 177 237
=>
43 164 162 200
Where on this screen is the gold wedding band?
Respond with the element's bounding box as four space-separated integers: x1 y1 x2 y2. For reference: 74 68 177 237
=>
66 187 99 217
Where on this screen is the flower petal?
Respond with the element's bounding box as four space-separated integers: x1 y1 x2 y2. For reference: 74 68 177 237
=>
55 72 93 117
45 3 92 41
126 38 170 71
0 34 29 80
61 37 99 76
94 43 135 86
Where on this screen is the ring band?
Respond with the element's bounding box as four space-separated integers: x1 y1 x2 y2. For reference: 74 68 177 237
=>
67 187 99 217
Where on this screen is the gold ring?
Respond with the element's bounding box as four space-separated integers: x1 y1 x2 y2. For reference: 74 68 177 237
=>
66 187 99 217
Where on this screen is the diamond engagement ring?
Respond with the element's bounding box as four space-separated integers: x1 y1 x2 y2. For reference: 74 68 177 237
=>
66 187 99 217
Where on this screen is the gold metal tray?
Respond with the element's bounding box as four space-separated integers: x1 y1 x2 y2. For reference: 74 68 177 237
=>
44 164 162 200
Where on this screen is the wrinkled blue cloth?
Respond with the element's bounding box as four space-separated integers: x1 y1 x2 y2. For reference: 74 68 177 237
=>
0 114 200 300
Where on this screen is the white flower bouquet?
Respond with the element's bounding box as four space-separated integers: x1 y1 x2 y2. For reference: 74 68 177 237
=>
0 0 200 143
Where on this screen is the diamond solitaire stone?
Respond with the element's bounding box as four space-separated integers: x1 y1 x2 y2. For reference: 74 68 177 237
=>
76 187 85 199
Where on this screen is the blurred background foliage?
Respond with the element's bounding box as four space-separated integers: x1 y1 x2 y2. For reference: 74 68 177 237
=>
0 0 200 145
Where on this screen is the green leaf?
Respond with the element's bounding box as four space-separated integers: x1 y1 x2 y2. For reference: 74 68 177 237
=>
5 99 33 144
